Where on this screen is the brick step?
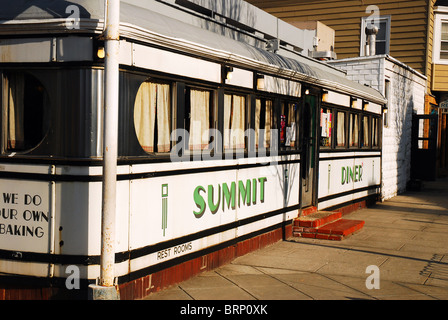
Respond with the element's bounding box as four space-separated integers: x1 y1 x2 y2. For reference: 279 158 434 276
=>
293 216 365 241
294 211 342 228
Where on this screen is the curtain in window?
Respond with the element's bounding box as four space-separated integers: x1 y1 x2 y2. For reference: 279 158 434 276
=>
350 114 359 147
189 89 210 151
134 81 170 153
157 84 171 152
254 99 273 149
254 99 261 148
337 112 345 147
224 94 245 150
134 82 157 153
288 103 296 147
363 116 369 146
265 100 272 148
372 118 379 147
6 73 25 150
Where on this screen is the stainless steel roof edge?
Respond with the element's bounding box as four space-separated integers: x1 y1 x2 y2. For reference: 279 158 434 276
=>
0 19 386 104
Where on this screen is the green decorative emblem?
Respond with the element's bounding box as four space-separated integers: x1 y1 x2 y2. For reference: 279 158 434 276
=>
162 184 168 236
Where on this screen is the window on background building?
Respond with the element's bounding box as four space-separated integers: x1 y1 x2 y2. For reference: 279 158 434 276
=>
1 71 48 154
254 98 273 149
361 16 391 56
320 107 332 148
134 80 171 153
441 22 448 60
349 113 359 148
224 93 246 151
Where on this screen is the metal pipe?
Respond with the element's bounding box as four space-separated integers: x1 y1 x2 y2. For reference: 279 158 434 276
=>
100 0 120 288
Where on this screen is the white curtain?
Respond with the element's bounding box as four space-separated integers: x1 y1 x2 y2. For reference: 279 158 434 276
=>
350 114 359 147
134 82 157 153
337 112 345 147
254 99 272 149
363 116 369 147
265 100 272 148
134 81 170 153
6 73 25 150
157 84 171 152
224 94 245 150
189 89 210 151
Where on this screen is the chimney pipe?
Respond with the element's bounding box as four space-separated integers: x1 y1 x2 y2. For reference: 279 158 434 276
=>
365 25 379 56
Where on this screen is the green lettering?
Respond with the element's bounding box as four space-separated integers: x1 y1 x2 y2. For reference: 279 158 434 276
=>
258 177 267 203
349 166 354 183
252 178 257 205
354 165 358 182
238 180 251 207
341 167 346 185
193 186 206 218
208 185 221 214
359 165 363 181
222 182 236 211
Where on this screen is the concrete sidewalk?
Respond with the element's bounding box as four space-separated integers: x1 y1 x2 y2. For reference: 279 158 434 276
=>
145 178 448 300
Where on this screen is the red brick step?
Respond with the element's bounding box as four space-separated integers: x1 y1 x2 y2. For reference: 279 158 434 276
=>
292 210 364 241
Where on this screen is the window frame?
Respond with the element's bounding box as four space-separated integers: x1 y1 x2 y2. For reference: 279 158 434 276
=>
360 15 391 56
434 12 448 64
133 78 173 155
280 99 301 151
254 96 275 152
335 110 348 149
0 70 50 155
185 85 216 153
319 106 333 149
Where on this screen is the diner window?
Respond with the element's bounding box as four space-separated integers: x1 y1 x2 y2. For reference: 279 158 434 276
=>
360 115 370 148
336 111 346 147
349 113 359 148
186 88 214 151
134 80 171 153
254 98 273 149
372 116 380 148
320 107 332 148
280 101 299 149
224 94 246 150
1 71 48 154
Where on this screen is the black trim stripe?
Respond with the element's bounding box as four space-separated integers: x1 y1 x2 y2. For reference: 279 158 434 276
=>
0 220 292 289
0 204 300 267
0 159 300 182
318 185 381 203
319 155 381 161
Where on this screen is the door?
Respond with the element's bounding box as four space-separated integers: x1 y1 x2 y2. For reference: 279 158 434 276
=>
301 95 318 208
411 114 438 181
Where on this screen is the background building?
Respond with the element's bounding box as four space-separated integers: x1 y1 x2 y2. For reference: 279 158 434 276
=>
247 0 448 175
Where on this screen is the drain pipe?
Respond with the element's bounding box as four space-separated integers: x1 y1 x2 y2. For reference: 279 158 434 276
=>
89 0 121 300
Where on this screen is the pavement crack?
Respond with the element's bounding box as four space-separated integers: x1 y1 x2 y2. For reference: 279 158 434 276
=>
253 266 315 300
214 270 259 300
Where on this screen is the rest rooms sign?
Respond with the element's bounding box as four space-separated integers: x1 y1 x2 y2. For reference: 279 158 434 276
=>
0 180 50 253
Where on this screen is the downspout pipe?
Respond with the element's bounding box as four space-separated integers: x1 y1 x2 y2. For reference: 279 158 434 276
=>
89 0 121 300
